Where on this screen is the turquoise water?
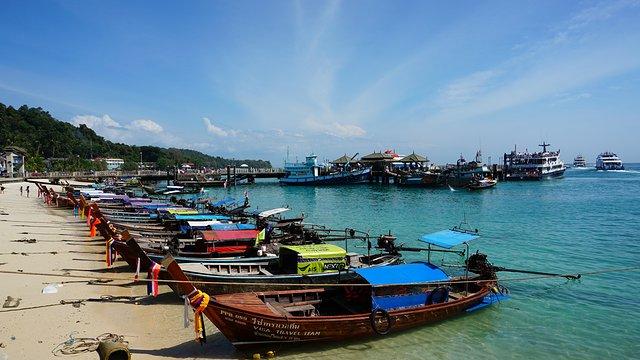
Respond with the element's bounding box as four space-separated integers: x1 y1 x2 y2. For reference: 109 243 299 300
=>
202 166 640 359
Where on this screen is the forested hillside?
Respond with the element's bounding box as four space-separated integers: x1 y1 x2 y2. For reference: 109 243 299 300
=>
0 103 272 171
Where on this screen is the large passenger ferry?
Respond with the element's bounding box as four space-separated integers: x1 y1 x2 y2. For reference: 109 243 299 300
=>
503 142 566 180
573 155 587 168
280 154 371 185
595 152 624 170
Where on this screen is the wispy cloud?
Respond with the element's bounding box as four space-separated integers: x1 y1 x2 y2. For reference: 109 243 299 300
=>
203 117 233 137
425 1 640 123
306 118 366 138
437 70 500 108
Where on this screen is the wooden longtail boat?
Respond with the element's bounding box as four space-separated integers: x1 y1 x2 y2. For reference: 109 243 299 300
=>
125 234 402 295
162 244 502 349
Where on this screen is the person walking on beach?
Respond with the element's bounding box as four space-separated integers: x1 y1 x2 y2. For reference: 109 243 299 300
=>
0 186 5 194
20 186 23 196
26 186 30 198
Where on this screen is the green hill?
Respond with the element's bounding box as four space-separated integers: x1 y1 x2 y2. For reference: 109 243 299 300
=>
0 103 272 172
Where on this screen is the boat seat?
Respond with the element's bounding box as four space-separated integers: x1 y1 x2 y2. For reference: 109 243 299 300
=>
267 300 321 317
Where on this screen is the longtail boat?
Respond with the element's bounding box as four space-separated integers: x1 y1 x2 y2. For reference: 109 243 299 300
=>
163 228 505 349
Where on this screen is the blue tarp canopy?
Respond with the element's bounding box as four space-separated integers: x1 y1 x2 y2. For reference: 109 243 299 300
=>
355 262 451 311
211 197 236 207
419 229 479 249
354 262 449 286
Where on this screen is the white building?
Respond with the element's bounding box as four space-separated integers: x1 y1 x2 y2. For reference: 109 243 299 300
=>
1 146 27 178
104 158 125 170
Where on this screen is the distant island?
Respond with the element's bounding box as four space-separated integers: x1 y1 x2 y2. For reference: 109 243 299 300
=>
0 103 272 172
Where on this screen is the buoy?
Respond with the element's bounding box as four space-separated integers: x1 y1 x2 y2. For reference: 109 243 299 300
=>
97 339 130 360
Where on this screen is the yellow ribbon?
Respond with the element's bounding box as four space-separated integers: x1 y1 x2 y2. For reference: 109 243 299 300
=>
189 290 210 342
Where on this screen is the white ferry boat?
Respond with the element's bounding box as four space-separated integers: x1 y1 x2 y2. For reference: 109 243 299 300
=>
573 155 587 168
595 152 624 170
280 154 371 185
503 142 566 180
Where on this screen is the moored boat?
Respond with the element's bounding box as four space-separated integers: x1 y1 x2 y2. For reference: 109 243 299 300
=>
163 228 505 349
280 154 371 185
503 142 566 180
467 178 497 190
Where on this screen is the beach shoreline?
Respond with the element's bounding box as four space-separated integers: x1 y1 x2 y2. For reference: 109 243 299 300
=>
0 181 237 360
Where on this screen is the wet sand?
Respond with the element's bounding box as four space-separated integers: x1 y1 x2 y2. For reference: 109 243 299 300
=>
0 181 238 359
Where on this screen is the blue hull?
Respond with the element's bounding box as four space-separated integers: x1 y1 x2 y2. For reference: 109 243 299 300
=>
280 168 371 185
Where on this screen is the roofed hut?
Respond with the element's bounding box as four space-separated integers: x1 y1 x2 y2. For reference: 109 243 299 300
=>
399 152 429 170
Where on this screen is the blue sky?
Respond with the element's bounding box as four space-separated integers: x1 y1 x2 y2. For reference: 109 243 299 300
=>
1 0 639 165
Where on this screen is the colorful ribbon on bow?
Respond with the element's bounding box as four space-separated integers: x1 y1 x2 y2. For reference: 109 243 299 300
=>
89 217 101 237
147 262 162 297
105 238 115 267
86 207 92 227
188 290 210 343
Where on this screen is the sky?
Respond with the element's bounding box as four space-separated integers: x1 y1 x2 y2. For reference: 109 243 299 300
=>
1 0 639 165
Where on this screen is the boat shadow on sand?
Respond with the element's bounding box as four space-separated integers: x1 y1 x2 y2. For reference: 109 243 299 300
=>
129 334 240 359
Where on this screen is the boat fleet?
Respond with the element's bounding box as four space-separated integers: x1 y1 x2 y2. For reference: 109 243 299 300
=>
34 182 508 353
279 143 626 191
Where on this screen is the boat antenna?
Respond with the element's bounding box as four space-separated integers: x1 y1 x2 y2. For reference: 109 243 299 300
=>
539 141 550 153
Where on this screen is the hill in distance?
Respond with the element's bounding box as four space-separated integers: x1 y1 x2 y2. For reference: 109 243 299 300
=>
0 103 272 172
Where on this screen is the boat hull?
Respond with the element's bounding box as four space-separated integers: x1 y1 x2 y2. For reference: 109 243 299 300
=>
279 169 371 185
206 287 491 348
504 168 565 181
595 164 624 170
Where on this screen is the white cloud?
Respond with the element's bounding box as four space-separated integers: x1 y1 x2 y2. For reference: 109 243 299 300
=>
128 119 163 134
203 117 230 137
72 114 121 129
307 119 366 138
438 70 499 107
69 114 175 146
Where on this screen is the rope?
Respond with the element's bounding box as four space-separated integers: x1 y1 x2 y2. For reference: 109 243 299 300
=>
51 333 127 356
0 266 637 288
0 251 58 255
0 296 140 313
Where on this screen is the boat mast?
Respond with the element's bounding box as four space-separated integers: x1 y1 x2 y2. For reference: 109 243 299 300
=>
539 141 550 153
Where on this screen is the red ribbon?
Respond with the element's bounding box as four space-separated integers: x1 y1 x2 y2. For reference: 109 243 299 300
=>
148 263 161 297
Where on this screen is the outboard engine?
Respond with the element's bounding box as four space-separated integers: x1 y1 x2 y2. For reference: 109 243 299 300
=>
377 233 399 254
466 251 496 278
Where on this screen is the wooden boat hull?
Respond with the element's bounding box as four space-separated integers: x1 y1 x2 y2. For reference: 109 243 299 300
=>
205 286 490 348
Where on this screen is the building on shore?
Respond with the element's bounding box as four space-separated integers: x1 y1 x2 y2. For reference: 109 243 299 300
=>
103 158 125 170
1 146 27 178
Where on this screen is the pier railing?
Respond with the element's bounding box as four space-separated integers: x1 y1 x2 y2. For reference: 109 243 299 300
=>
27 168 283 179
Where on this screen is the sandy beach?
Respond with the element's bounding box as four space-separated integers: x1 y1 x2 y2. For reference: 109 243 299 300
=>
0 181 238 360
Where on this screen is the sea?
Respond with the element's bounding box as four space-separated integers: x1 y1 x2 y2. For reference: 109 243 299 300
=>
188 165 640 359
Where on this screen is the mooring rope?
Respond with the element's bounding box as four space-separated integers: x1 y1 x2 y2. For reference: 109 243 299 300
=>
51 333 127 356
0 266 638 288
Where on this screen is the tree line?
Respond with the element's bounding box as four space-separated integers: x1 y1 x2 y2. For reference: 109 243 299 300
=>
0 103 272 172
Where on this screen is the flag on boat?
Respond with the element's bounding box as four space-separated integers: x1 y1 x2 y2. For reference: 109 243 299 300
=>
255 229 266 245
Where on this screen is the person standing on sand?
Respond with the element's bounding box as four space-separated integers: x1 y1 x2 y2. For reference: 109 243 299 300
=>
0 186 5 194
20 186 23 196
26 186 30 198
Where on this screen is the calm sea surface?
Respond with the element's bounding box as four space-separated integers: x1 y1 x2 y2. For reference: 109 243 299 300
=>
197 165 639 359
